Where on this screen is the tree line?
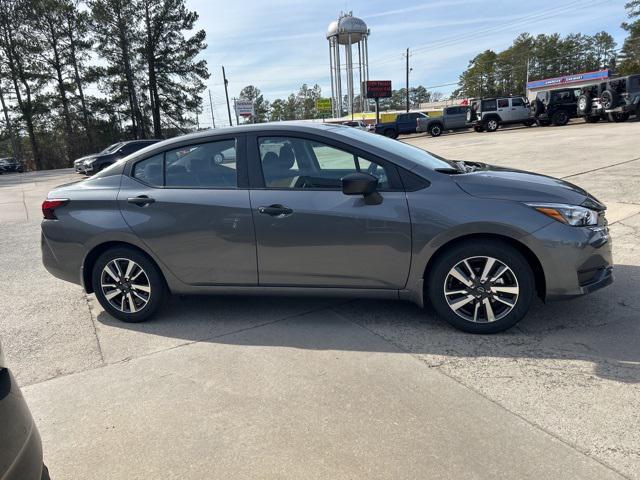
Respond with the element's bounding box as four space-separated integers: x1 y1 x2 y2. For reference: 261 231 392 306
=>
236 84 443 123
453 2 640 98
0 0 208 170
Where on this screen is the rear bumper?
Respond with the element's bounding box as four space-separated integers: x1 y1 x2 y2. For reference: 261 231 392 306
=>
41 228 83 285
0 369 44 480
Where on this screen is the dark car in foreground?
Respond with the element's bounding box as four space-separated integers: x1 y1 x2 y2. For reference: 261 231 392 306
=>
0 341 49 480
74 139 160 174
0 157 24 174
41 123 612 333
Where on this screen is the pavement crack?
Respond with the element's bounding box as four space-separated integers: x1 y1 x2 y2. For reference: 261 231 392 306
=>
561 156 640 180
84 292 105 365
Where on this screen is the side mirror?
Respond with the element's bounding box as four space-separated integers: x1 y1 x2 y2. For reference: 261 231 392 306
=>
342 172 382 205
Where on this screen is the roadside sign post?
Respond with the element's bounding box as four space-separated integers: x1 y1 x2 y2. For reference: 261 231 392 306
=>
315 98 333 121
364 80 392 125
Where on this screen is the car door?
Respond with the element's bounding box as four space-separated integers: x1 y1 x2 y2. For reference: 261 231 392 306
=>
118 135 257 286
446 107 466 129
247 133 412 289
497 98 511 122
510 97 529 121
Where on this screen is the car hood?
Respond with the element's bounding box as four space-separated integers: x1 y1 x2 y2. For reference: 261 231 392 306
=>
75 154 98 164
452 163 598 206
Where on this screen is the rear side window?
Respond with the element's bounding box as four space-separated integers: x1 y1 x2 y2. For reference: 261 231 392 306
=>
133 154 164 187
497 99 509 108
482 99 497 111
132 139 238 188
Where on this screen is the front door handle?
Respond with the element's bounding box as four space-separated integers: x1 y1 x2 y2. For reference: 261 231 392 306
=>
127 195 155 206
258 204 293 217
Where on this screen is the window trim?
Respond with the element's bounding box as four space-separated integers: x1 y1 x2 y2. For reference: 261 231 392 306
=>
247 132 404 192
128 134 247 190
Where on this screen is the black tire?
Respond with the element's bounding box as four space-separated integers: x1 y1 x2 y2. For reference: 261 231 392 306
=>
523 119 535 127
485 117 499 132
427 240 535 334
551 109 570 126
608 112 630 123
92 246 167 323
600 89 618 110
577 94 591 115
584 115 600 123
41 464 51 480
384 129 397 139
429 123 443 137
473 124 485 132
532 98 545 116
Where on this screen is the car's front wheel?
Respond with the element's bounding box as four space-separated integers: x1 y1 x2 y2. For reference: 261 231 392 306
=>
485 118 499 132
427 240 535 333
92 247 167 323
429 123 443 137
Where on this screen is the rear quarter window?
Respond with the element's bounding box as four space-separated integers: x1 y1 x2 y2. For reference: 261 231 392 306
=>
482 99 497 111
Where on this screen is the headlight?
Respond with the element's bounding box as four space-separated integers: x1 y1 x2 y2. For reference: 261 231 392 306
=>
84 159 94 165
526 203 599 226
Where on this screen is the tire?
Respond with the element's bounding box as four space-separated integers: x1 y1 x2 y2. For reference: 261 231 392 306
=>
551 109 570 126
584 115 600 123
608 112 630 123
577 94 591 115
536 118 551 127
92 246 167 323
485 117 499 132
427 240 535 333
473 125 485 132
384 129 397 139
600 89 618 110
523 119 535 127
429 123 443 137
532 98 545 116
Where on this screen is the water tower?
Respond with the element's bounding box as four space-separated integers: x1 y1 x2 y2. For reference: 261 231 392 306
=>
327 12 370 118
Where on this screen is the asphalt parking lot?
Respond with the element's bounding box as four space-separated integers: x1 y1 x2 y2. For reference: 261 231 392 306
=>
1 120 639 479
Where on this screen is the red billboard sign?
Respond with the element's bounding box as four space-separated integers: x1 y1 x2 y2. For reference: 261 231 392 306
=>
365 80 392 99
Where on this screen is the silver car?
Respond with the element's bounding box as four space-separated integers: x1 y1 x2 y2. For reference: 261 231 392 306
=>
41 123 612 333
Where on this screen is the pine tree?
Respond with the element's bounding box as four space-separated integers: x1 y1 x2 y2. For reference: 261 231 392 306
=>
239 85 269 122
141 0 208 137
619 1 640 74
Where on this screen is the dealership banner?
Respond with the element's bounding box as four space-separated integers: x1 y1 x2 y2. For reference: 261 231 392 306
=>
365 80 392 99
526 69 610 90
315 98 332 113
234 100 255 117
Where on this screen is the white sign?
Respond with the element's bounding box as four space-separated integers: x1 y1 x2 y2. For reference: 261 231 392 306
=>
235 100 255 117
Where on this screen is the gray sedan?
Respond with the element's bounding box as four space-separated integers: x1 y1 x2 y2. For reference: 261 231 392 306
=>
40 123 612 333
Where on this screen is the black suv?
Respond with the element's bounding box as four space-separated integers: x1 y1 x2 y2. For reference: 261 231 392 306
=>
531 88 579 126
77 139 161 175
0 157 24 174
577 74 640 123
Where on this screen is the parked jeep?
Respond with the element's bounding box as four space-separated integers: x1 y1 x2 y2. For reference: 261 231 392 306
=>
577 74 640 123
531 88 579 126
416 105 469 137
467 97 534 132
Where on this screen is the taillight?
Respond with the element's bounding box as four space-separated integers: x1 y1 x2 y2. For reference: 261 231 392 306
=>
42 199 69 220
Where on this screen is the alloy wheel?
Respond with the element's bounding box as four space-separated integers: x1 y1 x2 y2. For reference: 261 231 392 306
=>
487 119 498 131
101 258 151 313
443 256 519 323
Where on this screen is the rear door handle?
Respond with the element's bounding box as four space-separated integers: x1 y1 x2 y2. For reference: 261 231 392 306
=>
127 195 155 206
258 204 293 217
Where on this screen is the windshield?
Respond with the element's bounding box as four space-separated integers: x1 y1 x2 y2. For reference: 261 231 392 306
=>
100 142 124 154
332 127 454 170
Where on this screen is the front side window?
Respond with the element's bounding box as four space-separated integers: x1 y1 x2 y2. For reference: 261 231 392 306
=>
132 139 237 188
258 137 390 190
511 98 524 107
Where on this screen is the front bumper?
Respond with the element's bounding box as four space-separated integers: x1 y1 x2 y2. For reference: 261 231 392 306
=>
74 163 85 173
523 221 613 300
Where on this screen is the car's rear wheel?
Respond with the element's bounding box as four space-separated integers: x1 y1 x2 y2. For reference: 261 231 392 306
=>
92 247 167 323
384 129 397 139
429 123 443 137
485 118 499 132
523 119 535 127
608 112 630 123
427 240 535 333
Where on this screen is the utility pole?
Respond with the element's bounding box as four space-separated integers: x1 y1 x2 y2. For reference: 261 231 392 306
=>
208 89 216 129
222 66 233 126
405 47 410 112
525 58 530 97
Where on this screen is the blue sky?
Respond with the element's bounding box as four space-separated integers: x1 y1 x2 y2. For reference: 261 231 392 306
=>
188 0 630 125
